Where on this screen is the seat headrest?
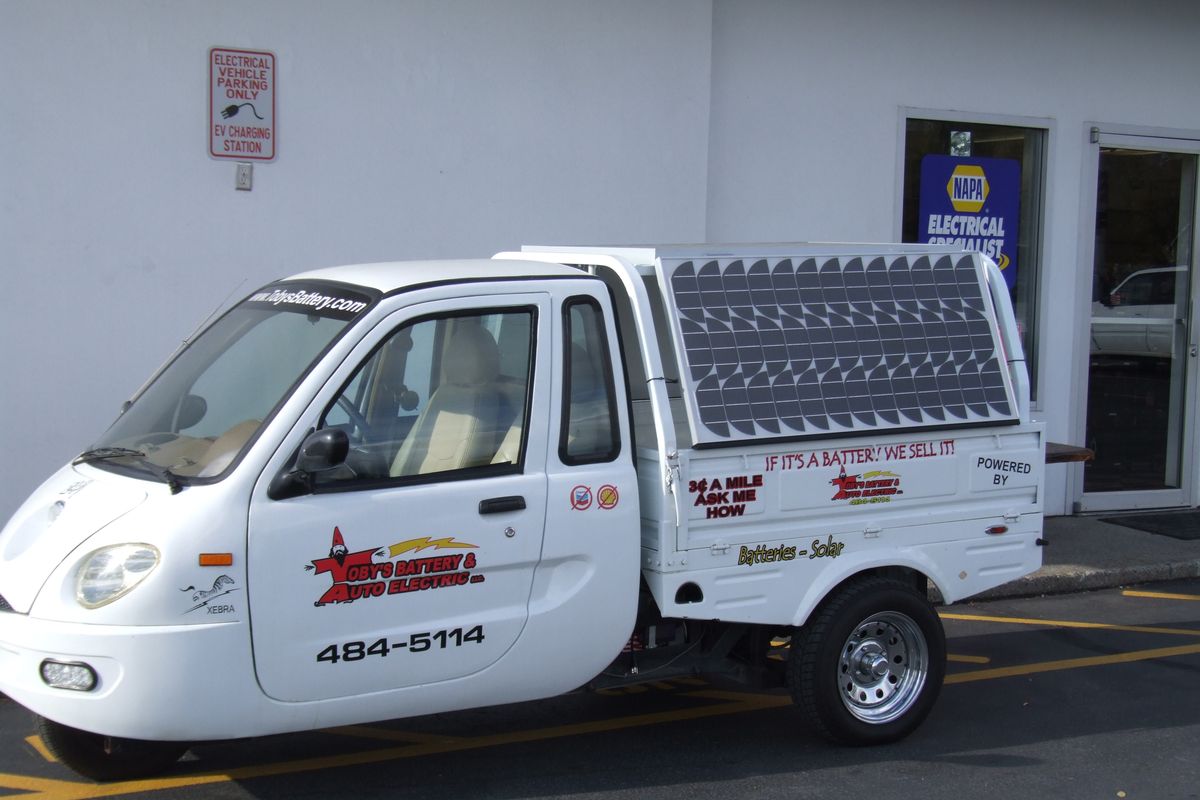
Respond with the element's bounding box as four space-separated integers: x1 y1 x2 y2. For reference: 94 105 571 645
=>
444 325 500 386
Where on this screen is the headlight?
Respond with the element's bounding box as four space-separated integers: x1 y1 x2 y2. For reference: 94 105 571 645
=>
75 544 160 608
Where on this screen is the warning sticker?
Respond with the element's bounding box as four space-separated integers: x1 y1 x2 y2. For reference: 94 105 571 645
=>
210 47 275 160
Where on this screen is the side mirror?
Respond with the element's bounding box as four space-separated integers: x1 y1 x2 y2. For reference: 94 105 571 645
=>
296 428 350 472
267 429 349 500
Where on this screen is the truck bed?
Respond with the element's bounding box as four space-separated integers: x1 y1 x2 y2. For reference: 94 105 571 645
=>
635 419 1044 625
510 244 1045 628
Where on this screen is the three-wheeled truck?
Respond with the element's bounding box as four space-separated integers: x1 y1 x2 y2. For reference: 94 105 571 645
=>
0 244 1044 779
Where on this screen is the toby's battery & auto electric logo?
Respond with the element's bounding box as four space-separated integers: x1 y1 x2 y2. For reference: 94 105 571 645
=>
830 466 902 505
306 528 484 606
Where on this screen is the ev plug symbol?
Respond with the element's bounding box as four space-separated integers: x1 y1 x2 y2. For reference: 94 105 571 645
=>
220 103 265 120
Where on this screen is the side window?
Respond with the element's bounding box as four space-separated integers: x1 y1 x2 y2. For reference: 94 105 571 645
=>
561 298 620 464
315 308 533 487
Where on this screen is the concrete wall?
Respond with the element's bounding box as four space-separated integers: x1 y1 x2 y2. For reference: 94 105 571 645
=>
4 0 1200 520
0 0 713 518
705 0 1200 513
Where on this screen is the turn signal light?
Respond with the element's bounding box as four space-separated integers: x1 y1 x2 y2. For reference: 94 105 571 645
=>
985 525 1009 535
199 553 234 567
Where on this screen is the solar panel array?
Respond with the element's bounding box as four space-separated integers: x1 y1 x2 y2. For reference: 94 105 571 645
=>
661 253 1017 444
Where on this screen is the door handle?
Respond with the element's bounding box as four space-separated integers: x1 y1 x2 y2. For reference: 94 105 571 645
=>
478 495 526 515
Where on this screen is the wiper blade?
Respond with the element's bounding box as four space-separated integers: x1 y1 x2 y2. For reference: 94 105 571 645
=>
73 447 185 494
73 447 146 464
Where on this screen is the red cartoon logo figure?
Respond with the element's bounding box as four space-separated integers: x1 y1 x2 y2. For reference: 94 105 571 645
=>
305 527 384 606
328 527 349 564
830 466 859 501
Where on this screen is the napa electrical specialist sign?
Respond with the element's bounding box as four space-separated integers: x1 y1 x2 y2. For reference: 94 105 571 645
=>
918 155 1020 289
209 47 275 160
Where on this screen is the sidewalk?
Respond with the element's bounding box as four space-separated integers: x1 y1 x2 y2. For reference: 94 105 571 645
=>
969 513 1200 602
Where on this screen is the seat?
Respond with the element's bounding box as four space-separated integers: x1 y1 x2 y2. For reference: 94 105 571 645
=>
196 419 261 476
390 326 511 476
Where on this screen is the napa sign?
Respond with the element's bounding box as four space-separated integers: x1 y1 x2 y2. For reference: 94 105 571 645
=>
918 155 1021 289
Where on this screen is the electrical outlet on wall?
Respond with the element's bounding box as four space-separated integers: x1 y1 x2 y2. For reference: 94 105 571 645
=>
235 163 253 191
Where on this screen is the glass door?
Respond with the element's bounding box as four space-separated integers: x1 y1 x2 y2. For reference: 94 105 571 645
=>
1082 140 1199 510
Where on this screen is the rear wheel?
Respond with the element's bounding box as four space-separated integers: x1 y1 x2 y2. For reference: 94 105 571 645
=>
787 576 945 745
34 715 188 781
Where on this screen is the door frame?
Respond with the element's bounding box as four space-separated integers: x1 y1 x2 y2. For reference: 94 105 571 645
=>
1074 125 1200 512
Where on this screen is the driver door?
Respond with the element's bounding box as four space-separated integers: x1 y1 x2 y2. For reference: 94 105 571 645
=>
247 294 550 702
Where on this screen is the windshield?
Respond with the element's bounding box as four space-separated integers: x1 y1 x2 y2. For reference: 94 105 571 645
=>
86 282 376 483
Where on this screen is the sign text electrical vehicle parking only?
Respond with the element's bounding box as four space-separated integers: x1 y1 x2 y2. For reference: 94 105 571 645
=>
210 47 275 160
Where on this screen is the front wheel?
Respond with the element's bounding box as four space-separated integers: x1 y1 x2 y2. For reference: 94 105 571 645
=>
34 715 189 782
787 576 946 745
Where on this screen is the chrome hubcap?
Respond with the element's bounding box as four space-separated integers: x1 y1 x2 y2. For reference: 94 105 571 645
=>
838 611 929 724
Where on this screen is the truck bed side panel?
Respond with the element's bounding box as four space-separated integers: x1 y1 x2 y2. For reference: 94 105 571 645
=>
641 422 1043 624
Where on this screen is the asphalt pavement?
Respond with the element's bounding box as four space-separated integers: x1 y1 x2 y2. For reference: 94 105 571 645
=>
969 511 1200 601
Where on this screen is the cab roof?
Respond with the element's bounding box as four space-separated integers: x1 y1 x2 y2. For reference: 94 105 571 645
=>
285 258 584 295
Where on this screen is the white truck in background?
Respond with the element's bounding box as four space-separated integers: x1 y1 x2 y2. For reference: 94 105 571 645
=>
0 244 1044 780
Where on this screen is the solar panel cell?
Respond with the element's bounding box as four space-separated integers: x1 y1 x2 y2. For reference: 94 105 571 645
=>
662 252 1019 443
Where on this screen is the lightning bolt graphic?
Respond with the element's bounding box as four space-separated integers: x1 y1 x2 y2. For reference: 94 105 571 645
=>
862 470 900 480
388 536 479 558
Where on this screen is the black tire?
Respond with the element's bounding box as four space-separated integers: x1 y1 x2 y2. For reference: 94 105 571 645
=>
787 576 945 745
34 715 188 782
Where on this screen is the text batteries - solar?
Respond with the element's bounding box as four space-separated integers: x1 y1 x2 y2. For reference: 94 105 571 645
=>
665 254 1017 443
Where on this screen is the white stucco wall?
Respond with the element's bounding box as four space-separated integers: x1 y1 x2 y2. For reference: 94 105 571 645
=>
3 0 1200 521
705 0 1200 513
0 0 714 519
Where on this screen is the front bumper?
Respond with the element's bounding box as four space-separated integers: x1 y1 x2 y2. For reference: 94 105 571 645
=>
0 611 254 741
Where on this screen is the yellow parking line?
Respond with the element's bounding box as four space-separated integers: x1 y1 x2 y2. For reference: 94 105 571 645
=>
0 772 101 797
946 642 1200 684
947 654 991 664
0 691 787 800
0 768 232 800
939 611 1200 637
1122 589 1200 602
8 612 1198 799
24 736 57 764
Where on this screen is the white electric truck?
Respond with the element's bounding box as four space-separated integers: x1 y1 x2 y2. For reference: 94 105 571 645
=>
0 244 1044 780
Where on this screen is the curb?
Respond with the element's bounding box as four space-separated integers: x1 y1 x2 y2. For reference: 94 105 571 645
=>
934 558 1200 604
